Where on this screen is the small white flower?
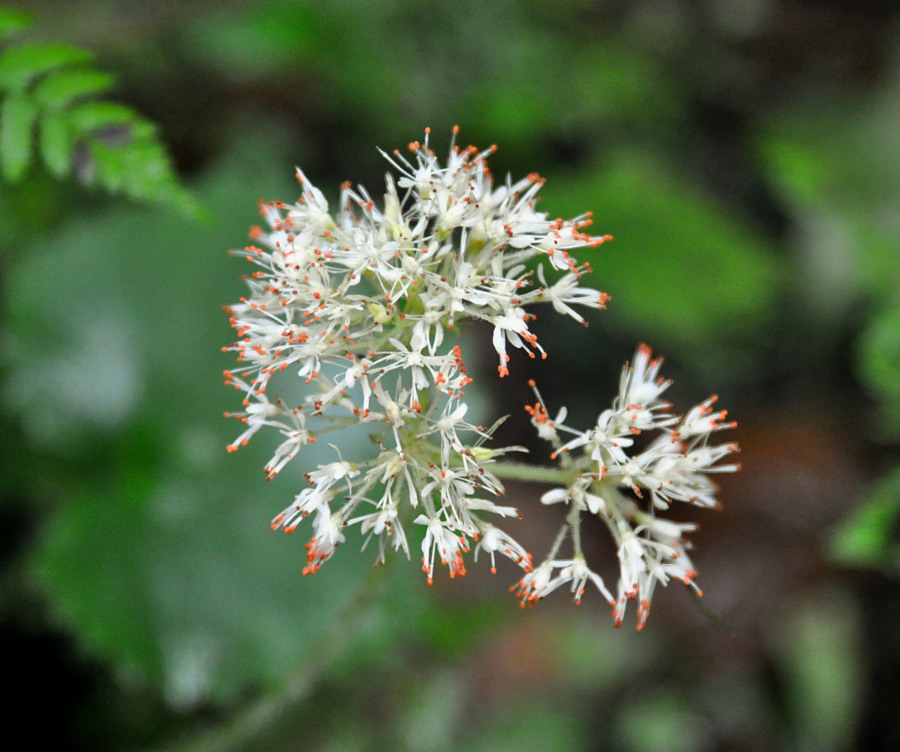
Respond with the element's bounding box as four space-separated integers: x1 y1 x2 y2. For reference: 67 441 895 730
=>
303 507 346 575
473 521 531 574
535 265 608 324
555 554 615 605
513 559 561 606
416 513 469 585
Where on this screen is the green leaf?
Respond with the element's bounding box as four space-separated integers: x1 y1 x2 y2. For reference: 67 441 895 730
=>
84 134 200 216
32 67 115 111
0 92 37 180
122 117 155 142
86 138 123 190
759 137 832 206
0 41 91 93
830 465 900 574
66 99 137 133
38 110 72 176
0 8 32 40
37 458 373 705
857 302 900 437
0 22 198 215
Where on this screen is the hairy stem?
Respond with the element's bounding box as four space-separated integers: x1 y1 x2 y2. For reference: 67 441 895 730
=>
487 460 570 486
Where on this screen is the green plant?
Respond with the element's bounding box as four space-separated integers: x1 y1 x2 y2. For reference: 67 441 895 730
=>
0 7 198 216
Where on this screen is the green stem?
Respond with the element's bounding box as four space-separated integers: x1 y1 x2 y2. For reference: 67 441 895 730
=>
567 503 583 556
545 519 572 561
487 461 570 485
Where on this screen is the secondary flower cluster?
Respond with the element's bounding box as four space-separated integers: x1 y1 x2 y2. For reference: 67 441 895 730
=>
223 128 609 584
519 344 738 629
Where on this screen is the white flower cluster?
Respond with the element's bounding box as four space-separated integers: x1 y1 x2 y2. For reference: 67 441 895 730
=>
519 344 739 629
223 128 610 583
223 129 739 629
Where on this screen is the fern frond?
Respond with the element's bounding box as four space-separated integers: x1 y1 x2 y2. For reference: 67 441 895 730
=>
0 10 202 218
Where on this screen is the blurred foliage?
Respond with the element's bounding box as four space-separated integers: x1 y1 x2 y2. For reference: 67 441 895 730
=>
756 42 900 577
0 8 200 216
831 466 900 575
542 150 782 347
769 585 865 752
1 1 899 751
5 132 395 707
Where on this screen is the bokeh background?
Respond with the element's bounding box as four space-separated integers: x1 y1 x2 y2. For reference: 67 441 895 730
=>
2 1 900 750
